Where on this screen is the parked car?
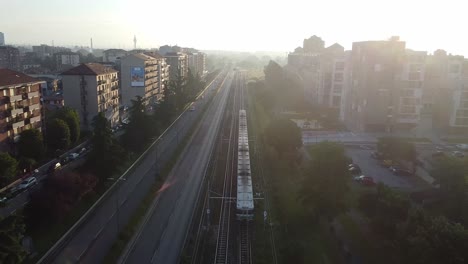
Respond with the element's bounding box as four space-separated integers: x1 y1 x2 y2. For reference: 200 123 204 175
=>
371 152 384 160
189 105 196 111
68 153 79 160
455 144 468 151
390 166 413 176
432 151 445 158
349 165 362 175
353 175 366 182
379 159 394 168
47 162 62 173
16 177 38 191
361 176 376 186
452 151 465 158
79 147 87 155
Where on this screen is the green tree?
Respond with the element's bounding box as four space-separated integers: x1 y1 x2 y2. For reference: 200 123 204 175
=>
359 184 411 238
154 82 176 126
55 107 80 143
300 142 350 220
46 118 71 151
86 113 125 184
377 137 417 171
264 118 302 156
431 157 468 224
18 157 36 174
0 214 27 264
398 208 468 264
122 96 153 152
0 153 18 187
17 129 44 162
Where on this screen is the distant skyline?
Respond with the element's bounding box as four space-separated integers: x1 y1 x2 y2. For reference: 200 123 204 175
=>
1 0 467 56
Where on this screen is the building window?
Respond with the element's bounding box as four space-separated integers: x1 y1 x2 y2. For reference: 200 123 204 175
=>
408 72 420 81
332 96 341 107
400 105 416 114
335 61 345 71
455 118 468 126
408 81 422 88
450 64 460 74
334 73 344 82
401 89 415 97
333 84 342 93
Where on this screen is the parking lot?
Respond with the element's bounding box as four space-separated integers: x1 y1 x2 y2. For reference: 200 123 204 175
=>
346 146 428 191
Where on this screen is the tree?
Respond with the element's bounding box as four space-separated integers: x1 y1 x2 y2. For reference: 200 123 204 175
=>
359 184 411 238
0 214 27 264
398 208 468 264
300 142 350 220
377 137 417 171
431 157 468 225
264 118 302 156
18 157 36 174
0 153 18 187
155 81 176 125
54 107 80 143
46 118 71 151
122 96 153 152
17 129 44 162
86 113 125 184
25 171 97 230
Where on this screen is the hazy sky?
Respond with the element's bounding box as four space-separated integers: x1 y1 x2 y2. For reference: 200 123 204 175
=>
1 0 466 55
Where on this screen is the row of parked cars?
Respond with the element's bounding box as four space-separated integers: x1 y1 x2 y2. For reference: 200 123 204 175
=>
371 151 414 176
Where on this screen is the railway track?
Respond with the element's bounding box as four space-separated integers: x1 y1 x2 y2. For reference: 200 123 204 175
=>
214 71 240 264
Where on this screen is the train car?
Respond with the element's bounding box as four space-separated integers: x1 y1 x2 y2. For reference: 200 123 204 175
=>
236 110 254 220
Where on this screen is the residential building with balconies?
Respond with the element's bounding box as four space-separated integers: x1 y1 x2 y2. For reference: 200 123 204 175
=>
61 63 119 130
164 52 188 80
188 52 206 77
0 69 44 152
346 37 406 132
0 46 21 71
120 53 161 109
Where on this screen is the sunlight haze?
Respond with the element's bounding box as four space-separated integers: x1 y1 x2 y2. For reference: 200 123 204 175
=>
1 0 466 54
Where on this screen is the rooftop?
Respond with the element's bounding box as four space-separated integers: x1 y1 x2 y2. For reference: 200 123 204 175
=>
61 63 117 76
0 68 41 87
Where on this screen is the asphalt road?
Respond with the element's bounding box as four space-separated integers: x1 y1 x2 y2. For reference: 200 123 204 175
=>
120 72 233 263
40 71 230 264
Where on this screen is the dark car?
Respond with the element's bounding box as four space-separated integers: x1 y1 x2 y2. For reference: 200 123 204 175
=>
371 152 384 160
390 166 413 176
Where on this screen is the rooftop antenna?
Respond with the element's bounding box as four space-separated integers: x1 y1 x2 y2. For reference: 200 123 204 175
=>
133 35 137 50
90 38 93 53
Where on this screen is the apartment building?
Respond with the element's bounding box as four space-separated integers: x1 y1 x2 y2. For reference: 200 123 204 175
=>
146 52 170 102
0 46 21 71
120 53 161 108
0 69 43 151
103 49 128 63
188 52 206 77
286 38 348 120
346 37 407 132
32 44 70 59
164 52 188 80
55 52 80 71
61 63 119 130
0 32 4 46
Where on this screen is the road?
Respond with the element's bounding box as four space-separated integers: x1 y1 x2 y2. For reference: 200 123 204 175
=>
38 70 229 263
120 72 234 263
0 141 89 217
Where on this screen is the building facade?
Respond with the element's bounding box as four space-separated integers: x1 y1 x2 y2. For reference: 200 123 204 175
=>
0 69 44 152
0 46 20 71
103 49 127 63
55 52 80 71
0 32 4 46
164 52 188 80
61 63 120 130
120 53 163 109
188 52 206 77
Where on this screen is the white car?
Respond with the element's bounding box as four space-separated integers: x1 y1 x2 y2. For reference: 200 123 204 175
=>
456 144 468 150
69 153 79 160
17 177 38 191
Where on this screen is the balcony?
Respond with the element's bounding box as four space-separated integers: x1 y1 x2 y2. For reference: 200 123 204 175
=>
12 120 25 129
29 103 40 112
10 94 22 102
28 91 39 98
11 108 23 116
30 116 41 123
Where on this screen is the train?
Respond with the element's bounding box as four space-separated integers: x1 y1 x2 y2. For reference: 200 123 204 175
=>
236 110 254 221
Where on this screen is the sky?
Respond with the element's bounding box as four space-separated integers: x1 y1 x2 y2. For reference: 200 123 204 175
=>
1 0 467 56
